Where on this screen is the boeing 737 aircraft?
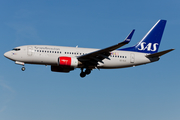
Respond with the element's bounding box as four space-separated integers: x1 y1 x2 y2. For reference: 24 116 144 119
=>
4 20 174 77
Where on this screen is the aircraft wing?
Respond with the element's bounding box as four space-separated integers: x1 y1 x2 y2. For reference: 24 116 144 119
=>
77 30 135 66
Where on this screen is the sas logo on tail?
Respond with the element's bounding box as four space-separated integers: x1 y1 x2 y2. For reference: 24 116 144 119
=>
138 42 159 51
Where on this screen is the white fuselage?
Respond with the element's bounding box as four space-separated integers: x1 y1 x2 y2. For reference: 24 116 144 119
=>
4 20 173 77
4 45 158 69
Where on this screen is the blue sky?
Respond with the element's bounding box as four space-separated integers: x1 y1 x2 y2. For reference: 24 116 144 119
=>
0 0 180 120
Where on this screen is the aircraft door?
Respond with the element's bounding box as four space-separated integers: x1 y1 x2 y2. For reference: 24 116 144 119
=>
130 53 135 63
27 46 33 56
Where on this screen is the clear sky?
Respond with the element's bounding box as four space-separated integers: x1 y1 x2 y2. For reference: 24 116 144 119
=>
0 0 180 120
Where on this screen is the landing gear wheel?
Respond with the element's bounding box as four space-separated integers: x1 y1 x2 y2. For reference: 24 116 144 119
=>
21 67 25 71
80 72 86 78
85 69 91 75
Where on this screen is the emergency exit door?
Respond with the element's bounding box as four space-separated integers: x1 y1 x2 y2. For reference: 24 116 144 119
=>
130 53 135 63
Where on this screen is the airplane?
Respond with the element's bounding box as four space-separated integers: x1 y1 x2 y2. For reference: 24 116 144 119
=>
4 20 174 78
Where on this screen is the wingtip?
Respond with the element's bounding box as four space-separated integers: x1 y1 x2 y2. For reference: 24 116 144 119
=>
123 29 135 43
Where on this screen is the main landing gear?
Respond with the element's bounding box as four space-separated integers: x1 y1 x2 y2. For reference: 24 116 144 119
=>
80 68 91 78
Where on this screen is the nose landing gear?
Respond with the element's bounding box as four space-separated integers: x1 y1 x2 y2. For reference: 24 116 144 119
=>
21 67 25 71
80 68 92 78
15 61 25 71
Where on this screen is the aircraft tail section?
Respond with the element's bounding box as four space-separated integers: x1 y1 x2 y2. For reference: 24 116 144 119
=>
146 49 174 58
120 20 167 54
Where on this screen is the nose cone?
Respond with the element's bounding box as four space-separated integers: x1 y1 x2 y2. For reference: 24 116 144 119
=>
4 51 11 59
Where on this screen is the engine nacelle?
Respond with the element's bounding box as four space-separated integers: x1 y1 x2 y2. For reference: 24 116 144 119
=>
51 66 74 73
51 57 80 73
58 57 78 67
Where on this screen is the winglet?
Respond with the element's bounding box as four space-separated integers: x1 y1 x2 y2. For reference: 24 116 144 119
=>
122 29 135 43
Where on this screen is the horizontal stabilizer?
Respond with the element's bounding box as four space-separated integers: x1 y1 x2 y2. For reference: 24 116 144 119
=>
146 49 174 58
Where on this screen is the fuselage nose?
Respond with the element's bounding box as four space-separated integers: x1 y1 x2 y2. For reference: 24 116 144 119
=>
4 51 12 59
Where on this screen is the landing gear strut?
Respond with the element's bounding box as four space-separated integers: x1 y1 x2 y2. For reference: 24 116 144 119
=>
80 68 91 78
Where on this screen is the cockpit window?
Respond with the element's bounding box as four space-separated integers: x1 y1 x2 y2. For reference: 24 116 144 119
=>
12 48 21 51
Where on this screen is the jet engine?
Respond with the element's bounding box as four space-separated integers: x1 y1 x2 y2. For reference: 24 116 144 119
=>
51 66 75 73
58 56 78 67
51 57 80 73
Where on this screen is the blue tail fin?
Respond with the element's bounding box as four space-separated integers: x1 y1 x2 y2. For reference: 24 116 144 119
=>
120 20 167 54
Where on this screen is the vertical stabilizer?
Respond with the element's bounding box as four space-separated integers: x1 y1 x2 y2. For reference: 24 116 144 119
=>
120 20 167 54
